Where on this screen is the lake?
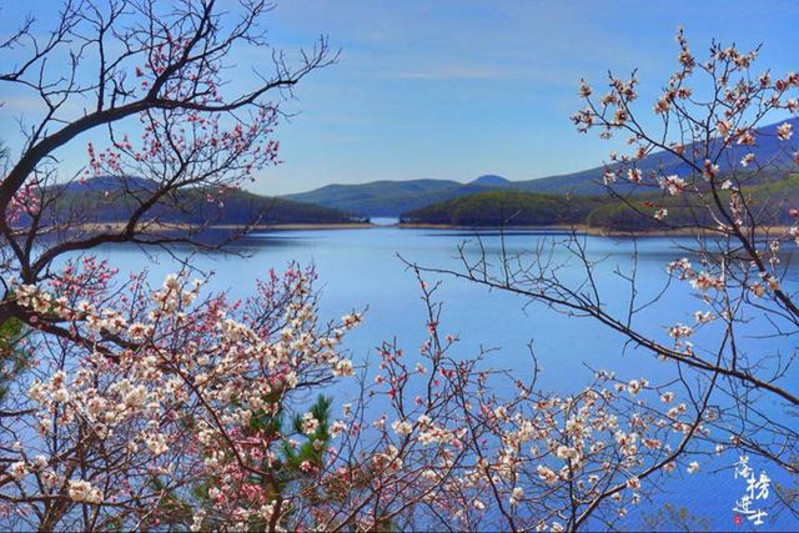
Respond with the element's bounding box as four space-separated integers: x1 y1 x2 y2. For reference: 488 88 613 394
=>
88 225 797 531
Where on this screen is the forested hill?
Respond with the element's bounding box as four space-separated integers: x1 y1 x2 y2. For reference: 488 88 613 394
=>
400 191 601 226
31 176 366 228
402 174 799 231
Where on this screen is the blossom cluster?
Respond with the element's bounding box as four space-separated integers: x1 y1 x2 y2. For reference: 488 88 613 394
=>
1 263 363 530
572 28 799 227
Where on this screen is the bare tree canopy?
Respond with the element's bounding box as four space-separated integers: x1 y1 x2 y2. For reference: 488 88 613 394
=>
0 0 334 289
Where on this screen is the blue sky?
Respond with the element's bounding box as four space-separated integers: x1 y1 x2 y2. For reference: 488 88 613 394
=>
1 1 799 195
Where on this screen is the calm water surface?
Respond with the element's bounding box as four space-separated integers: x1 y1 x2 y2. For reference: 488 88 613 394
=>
89 226 797 531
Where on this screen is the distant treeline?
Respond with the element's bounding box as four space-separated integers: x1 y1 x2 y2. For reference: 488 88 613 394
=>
401 174 799 231
27 177 367 229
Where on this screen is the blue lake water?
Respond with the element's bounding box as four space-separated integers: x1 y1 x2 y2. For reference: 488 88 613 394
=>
88 226 797 531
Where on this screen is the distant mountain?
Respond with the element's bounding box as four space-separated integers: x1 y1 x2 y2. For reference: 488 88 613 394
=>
59 175 157 194
33 176 365 228
470 174 511 187
284 178 503 217
284 118 799 216
513 117 799 196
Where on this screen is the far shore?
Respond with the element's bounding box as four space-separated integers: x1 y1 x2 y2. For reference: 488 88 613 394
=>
397 222 796 238
223 223 374 231
66 222 375 233
63 221 794 239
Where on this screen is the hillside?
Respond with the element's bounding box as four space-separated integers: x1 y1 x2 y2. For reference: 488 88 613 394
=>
285 175 521 216
585 173 799 231
284 117 799 215
513 117 799 196
401 191 599 226
403 174 799 231
34 176 366 229
285 179 457 216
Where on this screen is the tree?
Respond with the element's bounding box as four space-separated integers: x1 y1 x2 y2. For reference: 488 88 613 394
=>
0 0 334 299
1 4 796 530
408 28 799 528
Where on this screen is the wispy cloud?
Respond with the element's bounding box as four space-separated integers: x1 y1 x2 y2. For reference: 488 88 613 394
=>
385 65 506 80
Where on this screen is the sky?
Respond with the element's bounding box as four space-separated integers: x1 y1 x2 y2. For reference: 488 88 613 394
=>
1 1 799 195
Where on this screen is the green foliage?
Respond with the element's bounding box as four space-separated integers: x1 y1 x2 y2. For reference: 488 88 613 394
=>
587 173 799 230
0 317 27 406
148 476 193 528
189 394 335 530
284 395 332 471
402 190 600 226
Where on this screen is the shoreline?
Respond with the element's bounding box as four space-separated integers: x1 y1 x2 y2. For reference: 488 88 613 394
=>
68 222 376 233
65 221 794 238
396 223 795 238
222 223 374 231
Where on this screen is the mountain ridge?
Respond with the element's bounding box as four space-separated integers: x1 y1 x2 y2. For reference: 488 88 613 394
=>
284 117 799 216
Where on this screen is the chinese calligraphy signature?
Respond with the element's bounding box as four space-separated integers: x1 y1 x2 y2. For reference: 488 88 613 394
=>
732 455 771 526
